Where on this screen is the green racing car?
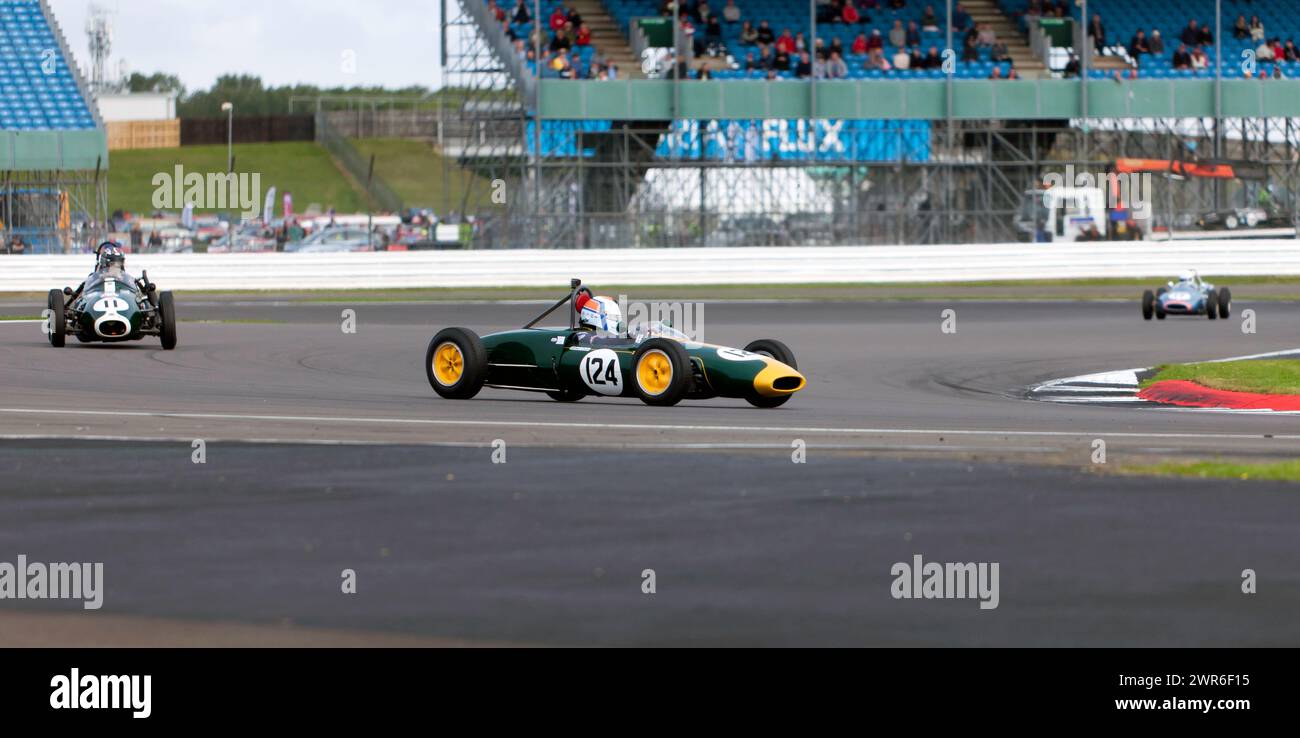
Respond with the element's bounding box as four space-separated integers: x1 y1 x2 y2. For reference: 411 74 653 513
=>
424 280 806 407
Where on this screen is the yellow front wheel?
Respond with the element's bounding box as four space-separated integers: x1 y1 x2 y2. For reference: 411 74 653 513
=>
426 327 486 399
633 338 690 406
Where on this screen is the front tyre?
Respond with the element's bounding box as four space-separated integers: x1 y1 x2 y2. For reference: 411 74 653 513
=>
1141 290 1155 321
744 339 798 408
46 289 65 347
1218 287 1232 319
158 291 178 350
426 327 487 399
1206 290 1218 320
632 338 691 406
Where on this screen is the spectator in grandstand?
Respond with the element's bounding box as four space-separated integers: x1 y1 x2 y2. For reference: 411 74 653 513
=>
1249 16 1265 43
867 29 884 51
765 69 779 80
1284 40 1298 62
1089 14 1106 55
576 23 592 46
744 52 760 70
758 44 776 70
811 52 827 79
607 61 619 79
817 0 836 24
889 19 906 49
1180 20 1200 47
705 15 722 41
756 20 775 45
954 3 972 33
487 0 506 23
697 67 713 80
892 46 911 70
549 26 572 53
1255 38 1274 62
962 35 979 62
1149 30 1164 56
1128 30 1149 59
991 41 1010 63
812 37 827 60
906 21 920 48
988 66 1003 80
795 31 809 53
1233 15 1249 41
852 33 868 55
147 230 163 251
776 28 797 55
921 6 939 33
922 46 943 69
1063 54 1080 78
1172 43 1193 69
773 47 791 71
1007 68 1021 80
723 0 740 23
740 21 758 45
1190 45 1208 71
842 1 862 25
977 23 996 48
1273 65 1286 80
826 50 849 79
549 6 568 32
888 0 904 9
829 36 845 58
512 0 530 24
1198 20 1213 46
565 3 582 27
6 235 24 255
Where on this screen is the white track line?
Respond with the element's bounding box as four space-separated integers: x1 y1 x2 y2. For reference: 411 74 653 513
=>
0 407 1296 441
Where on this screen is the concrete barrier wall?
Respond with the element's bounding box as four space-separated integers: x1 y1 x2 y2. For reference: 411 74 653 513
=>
2 241 1297 291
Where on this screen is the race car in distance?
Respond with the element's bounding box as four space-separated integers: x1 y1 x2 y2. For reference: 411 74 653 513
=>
46 242 178 349
424 279 806 407
1142 272 1231 321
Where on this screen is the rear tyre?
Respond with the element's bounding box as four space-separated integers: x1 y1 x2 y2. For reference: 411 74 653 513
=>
426 327 487 399
1225 214 1239 230
744 339 798 408
1206 289 1218 320
158 291 178 350
46 289 65 348
1141 290 1155 321
1218 287 1232 319
632 338 690 406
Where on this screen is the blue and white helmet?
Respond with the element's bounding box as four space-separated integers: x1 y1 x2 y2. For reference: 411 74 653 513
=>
577 294 622 333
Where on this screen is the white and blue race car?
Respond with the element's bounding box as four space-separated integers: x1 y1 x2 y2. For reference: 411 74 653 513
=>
1142 272 1231 321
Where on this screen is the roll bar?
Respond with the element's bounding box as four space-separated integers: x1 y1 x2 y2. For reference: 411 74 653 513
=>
523 278 584 330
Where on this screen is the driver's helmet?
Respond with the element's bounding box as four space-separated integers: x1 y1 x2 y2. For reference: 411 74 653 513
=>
1178 271 1196 284
576 293 622 334
97 244 126 272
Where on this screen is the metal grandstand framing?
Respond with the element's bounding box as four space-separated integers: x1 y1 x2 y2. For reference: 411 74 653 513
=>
442 0 1300 247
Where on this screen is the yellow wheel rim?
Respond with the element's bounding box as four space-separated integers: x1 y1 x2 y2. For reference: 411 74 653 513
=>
637 349 673 396
432 342 465 386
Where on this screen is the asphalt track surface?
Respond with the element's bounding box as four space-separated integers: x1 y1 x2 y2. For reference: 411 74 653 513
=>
1 297 1298 646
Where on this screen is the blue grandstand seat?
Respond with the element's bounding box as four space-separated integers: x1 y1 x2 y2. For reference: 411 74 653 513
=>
0 0 97 130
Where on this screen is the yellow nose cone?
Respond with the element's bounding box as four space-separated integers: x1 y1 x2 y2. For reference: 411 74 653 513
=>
753 359 806 398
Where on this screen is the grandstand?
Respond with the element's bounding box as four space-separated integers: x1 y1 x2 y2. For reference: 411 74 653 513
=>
0 0 107 253
443 0 1300 248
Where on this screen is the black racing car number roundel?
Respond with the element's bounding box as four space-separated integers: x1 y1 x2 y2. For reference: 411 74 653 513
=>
580 349 623 396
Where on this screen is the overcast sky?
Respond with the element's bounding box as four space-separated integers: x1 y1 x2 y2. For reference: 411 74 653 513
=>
48 0 444 92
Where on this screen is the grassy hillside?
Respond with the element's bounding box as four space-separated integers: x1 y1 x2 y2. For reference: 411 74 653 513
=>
108 142 365 215
351 138 496 213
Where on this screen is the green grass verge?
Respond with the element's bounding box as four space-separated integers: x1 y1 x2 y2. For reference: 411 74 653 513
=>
350 138 496 212
109 142 367 215
1144 359 1300 395
1122 459 1300 482
0 315 40 320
